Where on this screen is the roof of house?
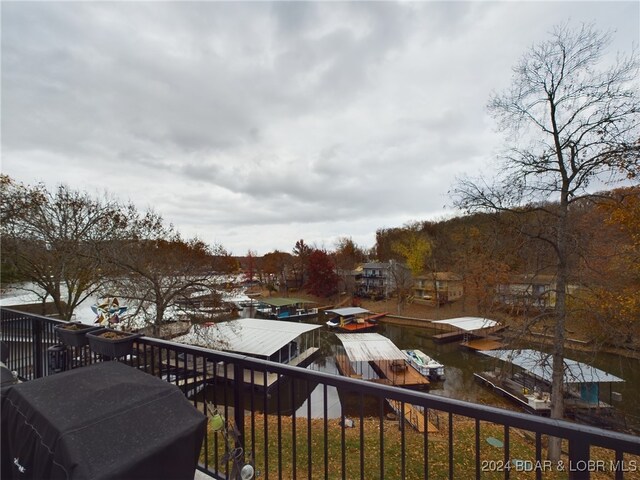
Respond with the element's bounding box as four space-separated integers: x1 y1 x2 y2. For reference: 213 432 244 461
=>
362 262 390 269
415 272 462 282
335 333 405 361
481 349 624 384
175 318 321 357
502 274 557 285
431 317 499 331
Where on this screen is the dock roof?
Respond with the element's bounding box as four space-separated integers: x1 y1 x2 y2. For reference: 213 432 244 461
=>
431 317 499 331
481 349 624 384
335 333 405 361
326 307 370 316
259 297 316 307
175 318 321 358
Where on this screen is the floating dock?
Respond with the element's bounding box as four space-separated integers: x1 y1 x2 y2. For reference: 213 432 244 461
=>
334 333 429 389
431 317 503 345
476 349 624 416
370 359 429 389
461 336 505 351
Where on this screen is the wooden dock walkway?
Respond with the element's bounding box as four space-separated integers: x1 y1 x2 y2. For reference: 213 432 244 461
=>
335 353 362 379
431 331 465 343
387 399 438 433
462 337 505 351
370 360 429 389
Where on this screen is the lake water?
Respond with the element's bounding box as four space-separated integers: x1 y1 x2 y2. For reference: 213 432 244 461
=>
290 321 640 429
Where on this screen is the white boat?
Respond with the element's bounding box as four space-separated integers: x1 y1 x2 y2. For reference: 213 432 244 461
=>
402 349 445 380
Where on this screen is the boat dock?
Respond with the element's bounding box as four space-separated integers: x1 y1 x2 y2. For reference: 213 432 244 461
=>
461 336 505 351
387 399 438 433
431 317 503 345
477 349 624 417
370 360 429 389
335 353 362 379
217 347 320 388
432 331 465 343
334 333 430 389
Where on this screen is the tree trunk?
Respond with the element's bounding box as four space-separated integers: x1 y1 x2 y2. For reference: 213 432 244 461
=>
548 195 569 462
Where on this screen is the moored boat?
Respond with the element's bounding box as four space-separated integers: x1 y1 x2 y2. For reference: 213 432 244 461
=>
402 349 445 381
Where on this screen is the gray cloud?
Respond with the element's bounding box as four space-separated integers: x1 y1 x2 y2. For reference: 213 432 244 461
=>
2 1 638 254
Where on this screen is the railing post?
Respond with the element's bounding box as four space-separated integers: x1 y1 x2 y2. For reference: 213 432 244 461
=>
233 362 245 450
33 318 44 379
568 435 591 480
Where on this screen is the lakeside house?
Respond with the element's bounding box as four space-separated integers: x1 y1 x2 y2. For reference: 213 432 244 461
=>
413 271 463 305
356 261 412 299
495 274 580 311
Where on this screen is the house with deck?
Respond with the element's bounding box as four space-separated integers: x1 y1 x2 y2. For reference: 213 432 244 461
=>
413 271 463 305
356 261 412 299
495 274 580 311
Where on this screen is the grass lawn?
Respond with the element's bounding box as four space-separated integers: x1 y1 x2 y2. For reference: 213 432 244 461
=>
202 412 640 479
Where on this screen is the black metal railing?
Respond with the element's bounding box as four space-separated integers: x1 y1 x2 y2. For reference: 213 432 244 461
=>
2 308 639 480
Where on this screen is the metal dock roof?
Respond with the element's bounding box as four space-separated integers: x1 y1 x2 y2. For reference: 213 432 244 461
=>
481 349 624 384
335 333 405 361
175 318 321 357
431 317 499 331
259 297 317 307
326 307 370 316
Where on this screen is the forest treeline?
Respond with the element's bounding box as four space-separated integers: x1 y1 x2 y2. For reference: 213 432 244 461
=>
373 186 640 348
2 173 638 348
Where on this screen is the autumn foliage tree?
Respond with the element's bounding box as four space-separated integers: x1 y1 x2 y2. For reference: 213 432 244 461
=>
578 188 640 348
305 249 339 298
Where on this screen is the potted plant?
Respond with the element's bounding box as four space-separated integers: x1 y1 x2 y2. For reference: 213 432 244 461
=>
54 322 100 347
86 328 141 358
86 297 141 358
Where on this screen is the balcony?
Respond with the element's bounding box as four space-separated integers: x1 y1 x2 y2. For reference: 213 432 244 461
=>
2 308 639 479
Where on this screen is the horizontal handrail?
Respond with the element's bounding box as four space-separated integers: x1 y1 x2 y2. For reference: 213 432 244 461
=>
2 307 639 480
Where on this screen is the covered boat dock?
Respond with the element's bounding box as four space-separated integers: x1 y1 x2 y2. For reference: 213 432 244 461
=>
175 318 321 388
431 317 504 349
334 333 434 433
256 297 318 321
334 333 429 389
476 349 624 415
325 307 383 332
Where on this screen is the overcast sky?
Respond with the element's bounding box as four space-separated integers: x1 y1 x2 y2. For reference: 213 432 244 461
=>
2 1 638 255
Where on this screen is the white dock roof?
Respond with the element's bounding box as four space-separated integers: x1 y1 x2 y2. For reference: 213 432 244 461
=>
481 349 624 384
326 307 370 316
335 333 405 361
431 317 499 331
175 318 321 357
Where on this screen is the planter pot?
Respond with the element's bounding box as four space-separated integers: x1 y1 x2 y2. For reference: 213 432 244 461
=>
86 328 141 358
54 322 100 348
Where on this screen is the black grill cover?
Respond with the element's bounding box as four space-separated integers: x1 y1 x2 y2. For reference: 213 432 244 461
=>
1 361 206 480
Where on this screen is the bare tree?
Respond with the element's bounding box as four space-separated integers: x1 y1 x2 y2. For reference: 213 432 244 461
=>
453 23 639 461
1 175 131 319
103 211 229 333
